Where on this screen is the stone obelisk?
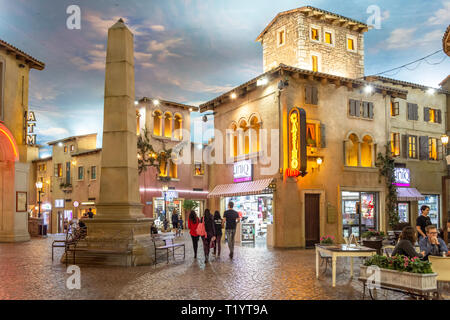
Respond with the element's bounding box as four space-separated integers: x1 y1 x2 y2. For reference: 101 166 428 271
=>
67 19 154 266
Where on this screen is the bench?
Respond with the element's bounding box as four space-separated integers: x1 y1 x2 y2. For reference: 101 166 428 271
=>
65 230 135 266
52 224 86 261
152 232 185 265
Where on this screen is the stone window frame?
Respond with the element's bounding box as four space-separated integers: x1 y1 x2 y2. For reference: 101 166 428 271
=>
90 166 97 180
309 24 321 43
310 51 321 73
323 28 335 47
343 132 377 168
276 26 286 48
346 34 358 53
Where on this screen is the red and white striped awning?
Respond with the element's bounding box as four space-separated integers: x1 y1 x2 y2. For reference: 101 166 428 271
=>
396 188 424 201
208 178 274 198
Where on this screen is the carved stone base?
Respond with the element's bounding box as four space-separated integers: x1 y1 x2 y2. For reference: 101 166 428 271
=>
61 217 154 266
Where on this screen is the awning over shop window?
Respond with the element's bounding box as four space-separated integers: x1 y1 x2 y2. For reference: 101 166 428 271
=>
396 188 425 201
208 178 274 198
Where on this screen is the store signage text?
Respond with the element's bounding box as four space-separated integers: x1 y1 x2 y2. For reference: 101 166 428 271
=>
24 111 37 145
42 203 52 210
233 160 252 183
393 168 411 187
162 190 178 202
287 107 307 178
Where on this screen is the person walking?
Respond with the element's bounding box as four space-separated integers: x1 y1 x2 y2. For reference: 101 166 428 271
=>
201 209 216 263
171 209 179 231
223 201 240 259
188 210 200 259
213 210 223 257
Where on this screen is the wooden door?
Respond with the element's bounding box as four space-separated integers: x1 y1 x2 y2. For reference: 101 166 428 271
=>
305 194 320 247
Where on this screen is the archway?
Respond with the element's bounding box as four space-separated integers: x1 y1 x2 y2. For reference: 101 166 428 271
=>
0 123 20 242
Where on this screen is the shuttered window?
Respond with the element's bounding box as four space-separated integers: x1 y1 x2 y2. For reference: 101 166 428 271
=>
426 108 442 123
390 101 399 116
305 86 318 105
349 99 372 119
390 133 400 157
428 137 438 160
407 103 419 120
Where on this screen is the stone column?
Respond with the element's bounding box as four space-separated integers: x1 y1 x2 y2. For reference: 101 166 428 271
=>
70 19 154 266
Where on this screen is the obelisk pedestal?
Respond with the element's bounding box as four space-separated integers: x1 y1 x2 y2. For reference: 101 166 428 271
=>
62 19 154 266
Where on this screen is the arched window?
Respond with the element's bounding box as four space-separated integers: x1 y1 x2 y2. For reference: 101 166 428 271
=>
361 135 374 167
169 160 178 179
238 120 250 156
164 112 172 138
249 116 261 153
174 114 182 140
231 123 238 158
345 133 359 167
153 110 162 136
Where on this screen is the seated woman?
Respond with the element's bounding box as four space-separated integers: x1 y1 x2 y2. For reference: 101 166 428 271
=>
392 226 424 259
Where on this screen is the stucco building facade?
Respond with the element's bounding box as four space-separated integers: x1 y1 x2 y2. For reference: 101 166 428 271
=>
0 38 44 242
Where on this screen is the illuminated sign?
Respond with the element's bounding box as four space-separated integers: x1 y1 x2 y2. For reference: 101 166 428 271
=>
73 201 80 208
42 203 52 210
24 111 37 145
55 199 65 208
233 160 253 183
287 107 307 178
162 190 179 202
394 168 411 186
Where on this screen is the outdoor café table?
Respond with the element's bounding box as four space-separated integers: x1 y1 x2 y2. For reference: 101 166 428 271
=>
315 244 377 287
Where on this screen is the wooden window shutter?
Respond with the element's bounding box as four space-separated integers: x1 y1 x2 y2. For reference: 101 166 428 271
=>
368 102 374 119
312 87 318 105
355 100 361 117
419 136 429 160
362 101 369 118
401 134 408 159
320 123 326 148
407 103 414 120
423 107 430 122
349 99 355 116
343 141 346 165
437 109 442 123
413 104 419 120
438 140 443 160
305 86 312 104
54 164 58 177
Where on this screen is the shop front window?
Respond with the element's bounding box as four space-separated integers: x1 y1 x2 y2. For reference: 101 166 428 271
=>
342 191 378 238
418 195 440 228
224 194 273 240
398 202 409 223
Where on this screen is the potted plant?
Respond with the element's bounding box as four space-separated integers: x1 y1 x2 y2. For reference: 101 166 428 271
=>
362 229 385 240
320 235 335 245
359 254 437 291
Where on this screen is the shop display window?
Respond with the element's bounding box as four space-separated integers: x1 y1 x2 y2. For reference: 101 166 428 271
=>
342 191 378 238
418 195 440 228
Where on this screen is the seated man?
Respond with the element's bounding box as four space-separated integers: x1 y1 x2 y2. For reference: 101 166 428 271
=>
419 225 448 259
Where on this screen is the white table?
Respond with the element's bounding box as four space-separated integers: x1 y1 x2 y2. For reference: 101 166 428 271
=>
316 244 376 287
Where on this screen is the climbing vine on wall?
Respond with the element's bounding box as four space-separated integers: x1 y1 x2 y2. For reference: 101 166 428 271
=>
376 143 399 229
137 127 172 182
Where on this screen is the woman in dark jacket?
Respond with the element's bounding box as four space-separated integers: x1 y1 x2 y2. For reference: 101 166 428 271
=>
392 226 424 259
202 209 216 263
213 211 223 257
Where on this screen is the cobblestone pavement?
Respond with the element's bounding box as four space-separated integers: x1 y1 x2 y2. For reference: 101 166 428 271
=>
0 233 447 300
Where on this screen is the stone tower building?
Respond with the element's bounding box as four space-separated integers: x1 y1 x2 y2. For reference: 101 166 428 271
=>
256 6 369 79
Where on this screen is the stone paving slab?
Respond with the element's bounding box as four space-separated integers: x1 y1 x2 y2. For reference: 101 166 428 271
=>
0 233 446 300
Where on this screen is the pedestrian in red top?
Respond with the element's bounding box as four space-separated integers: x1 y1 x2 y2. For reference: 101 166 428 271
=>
188 210 200 259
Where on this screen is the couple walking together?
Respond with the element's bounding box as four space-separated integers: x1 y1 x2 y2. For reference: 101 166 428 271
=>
187 201 240 263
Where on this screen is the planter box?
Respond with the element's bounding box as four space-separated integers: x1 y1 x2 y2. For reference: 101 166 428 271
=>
360 265 437 291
